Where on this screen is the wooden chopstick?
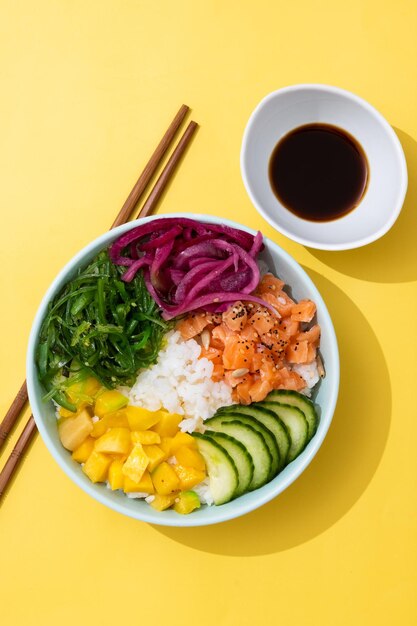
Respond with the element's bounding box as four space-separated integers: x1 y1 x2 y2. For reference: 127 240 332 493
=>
111 104 189 229
0 105 190 455
0 416 37 499
0 107 198 501
0 380 28 453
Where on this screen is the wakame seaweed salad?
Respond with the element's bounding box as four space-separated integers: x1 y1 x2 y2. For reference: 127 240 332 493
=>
37 249 169 410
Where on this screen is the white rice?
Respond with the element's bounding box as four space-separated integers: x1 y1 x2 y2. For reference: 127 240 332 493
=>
191 477 214 506
125 331 233 433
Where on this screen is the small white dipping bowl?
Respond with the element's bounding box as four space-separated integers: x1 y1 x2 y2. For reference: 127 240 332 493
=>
241 84 408 250
27 214 339 526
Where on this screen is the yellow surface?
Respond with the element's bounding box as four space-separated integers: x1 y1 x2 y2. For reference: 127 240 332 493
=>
1 1 416 625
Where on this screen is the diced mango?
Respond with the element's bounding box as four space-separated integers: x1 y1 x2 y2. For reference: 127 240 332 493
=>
58 409 93 451
71 436 95 463
175 446 206 471
91 416 109 438
94 390 128 418
123 470 154 494
106 410 130 429
159 437 174 456
94 428 132 455
169 431 197 453
174 491 201 515
108 459 125 490
67 376 102 405
172 464 206 490
150 493 179 511
143 445 167 472
122 443 149 483
82 451 111 483
151 413 182 437
131 431 161 445
152 462 180 495
125 406 162 431
91 411 129 439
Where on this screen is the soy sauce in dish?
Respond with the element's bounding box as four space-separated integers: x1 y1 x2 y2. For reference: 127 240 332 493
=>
269 123 368 222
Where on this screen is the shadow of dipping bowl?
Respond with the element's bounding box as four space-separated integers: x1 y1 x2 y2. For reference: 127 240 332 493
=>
241 84 408 250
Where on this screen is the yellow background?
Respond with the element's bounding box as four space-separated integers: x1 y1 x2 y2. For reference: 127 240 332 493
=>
1 1 416 624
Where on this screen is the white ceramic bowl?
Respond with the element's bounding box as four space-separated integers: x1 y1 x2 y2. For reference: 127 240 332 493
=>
241 84 408 250
27 214 339 526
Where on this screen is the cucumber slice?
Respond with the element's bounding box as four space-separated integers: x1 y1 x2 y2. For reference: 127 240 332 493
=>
216 404 290 471
266 390 319 440
258 402 308 462
192 433 238 505
204 431 254 496
204 418 271 490
208 413 279 480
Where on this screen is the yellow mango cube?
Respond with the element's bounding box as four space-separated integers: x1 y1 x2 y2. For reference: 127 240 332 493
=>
152 462 180 495
123 470 154 494
94 428 132 455
83 451 111 483
151 413 182 437
91 416 110 438
108 459 125 490
159 437 174 456
150 493 179 511
58 409 93 451
131 430 161 445
94 390 128 418
169 431 196 453
106 410 130 429
125 406 162 431
175 446 206 471
142 445 167 472
173 491 201 515
67 376 102 405
122 443 149 483
71 436 95 463
172 464 206 490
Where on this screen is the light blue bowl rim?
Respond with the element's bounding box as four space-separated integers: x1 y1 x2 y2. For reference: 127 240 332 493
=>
26 213 340 527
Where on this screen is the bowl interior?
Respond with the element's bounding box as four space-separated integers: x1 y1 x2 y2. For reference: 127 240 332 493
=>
241 85 407 249
27 214 339 526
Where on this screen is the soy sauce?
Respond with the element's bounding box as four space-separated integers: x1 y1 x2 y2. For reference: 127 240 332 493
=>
269 123 368 222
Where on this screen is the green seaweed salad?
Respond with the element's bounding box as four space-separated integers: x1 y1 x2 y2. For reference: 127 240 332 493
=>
37 250 169 412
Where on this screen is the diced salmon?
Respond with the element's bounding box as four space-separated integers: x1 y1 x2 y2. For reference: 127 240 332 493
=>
211 323 235 347
278 317 300 338
240 324 259 342
178 272 320 404
222 301 248 332
212 363 225 381
291 299 317 323
249 379 273 402
248 306 275 335
274 290 296 317
306 343 317 363
200 346 222 364
224 371 251 388
249 352 265 374
274 368 306 391
176 313 211 339
258 273 285 293
234 377 254 404
286 340 309 364
296 324 321 345
223 337 255 370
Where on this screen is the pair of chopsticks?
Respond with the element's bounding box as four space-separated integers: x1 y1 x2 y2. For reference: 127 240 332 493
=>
0 105 198 501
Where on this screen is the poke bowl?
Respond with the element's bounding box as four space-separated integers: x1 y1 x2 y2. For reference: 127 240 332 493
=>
26 213 339 526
